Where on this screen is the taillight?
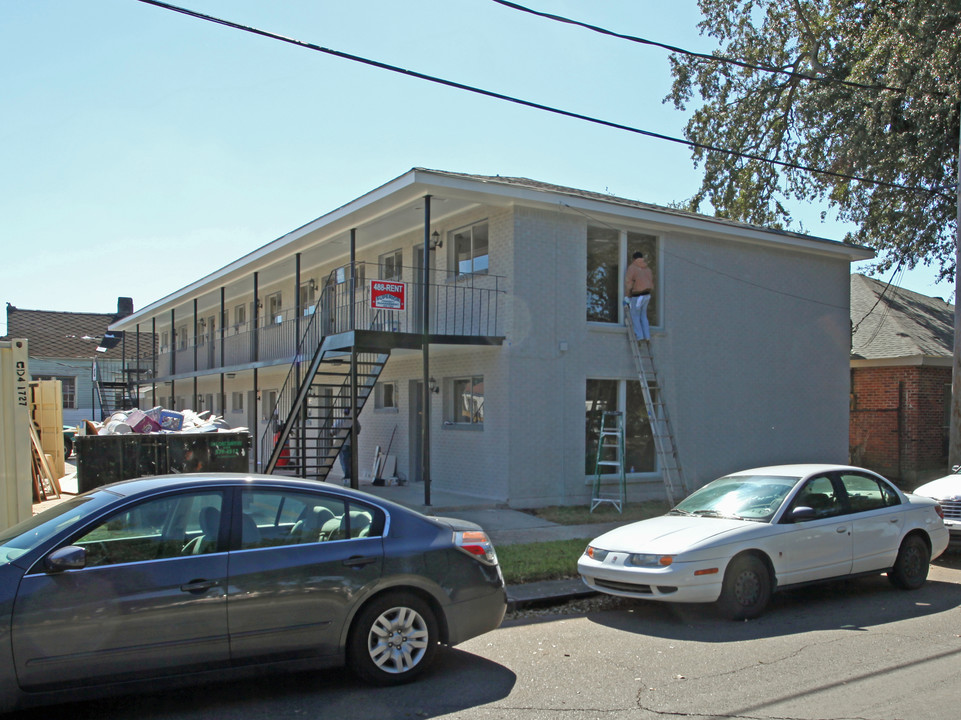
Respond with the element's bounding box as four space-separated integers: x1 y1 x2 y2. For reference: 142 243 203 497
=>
455 530 498 565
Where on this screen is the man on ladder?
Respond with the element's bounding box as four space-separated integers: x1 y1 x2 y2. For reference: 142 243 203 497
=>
624 251 653 341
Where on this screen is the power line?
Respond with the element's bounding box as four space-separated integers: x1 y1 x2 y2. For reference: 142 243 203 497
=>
135 0 948 200
489 0 915 95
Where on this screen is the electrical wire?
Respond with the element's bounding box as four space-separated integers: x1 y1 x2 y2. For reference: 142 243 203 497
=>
489 0 917 95
134 0 951 201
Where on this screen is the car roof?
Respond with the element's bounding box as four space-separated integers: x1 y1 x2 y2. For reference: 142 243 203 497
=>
95 473 416 513
725 464 879 479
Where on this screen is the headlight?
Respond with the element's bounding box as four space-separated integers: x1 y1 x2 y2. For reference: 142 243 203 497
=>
585 546 609 561
628 553 674 567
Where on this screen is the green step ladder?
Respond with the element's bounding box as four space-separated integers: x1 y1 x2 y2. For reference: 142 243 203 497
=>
591 411 627 512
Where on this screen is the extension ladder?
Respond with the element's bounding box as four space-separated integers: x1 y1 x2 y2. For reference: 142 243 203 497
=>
625 321 687 505
590 411 627 512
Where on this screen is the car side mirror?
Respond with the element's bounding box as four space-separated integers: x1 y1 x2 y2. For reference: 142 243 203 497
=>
788 506 816 523
44 545 87 573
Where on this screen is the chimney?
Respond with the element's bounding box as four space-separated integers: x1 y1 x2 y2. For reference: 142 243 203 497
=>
117 297 134 318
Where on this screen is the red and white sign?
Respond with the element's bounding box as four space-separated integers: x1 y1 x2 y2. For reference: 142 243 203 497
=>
370 280 406 311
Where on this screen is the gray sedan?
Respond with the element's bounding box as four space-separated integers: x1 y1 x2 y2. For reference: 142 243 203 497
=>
0 474 506 712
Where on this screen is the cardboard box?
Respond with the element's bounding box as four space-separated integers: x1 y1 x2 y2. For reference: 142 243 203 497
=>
159 410 184 431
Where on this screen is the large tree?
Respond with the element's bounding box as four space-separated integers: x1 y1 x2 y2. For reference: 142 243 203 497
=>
668 0 961 466
667 0 961 281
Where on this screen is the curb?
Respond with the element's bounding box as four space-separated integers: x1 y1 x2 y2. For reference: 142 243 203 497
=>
505 578 597 612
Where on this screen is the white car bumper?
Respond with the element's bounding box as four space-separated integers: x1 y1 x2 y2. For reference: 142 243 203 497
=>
577 554 724 604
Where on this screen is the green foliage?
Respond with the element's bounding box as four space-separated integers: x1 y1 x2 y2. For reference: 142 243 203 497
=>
667 0 961 280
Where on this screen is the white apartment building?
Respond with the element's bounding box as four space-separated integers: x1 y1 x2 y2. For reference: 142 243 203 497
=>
110 168 872 507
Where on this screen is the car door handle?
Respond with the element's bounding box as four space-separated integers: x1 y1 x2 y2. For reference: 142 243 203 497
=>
836 527 848 534
181 579 219 594
343 556 378 568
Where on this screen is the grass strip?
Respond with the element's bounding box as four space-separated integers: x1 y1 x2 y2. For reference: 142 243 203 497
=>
497 537 593 585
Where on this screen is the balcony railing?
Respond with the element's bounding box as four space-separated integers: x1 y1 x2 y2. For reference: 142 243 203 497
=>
138 263 504 379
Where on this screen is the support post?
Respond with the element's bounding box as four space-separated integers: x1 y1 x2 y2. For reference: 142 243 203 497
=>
422 196 432 506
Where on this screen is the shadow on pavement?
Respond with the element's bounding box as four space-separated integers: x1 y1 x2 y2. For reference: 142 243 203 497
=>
586 573 961 641
9 648 515 720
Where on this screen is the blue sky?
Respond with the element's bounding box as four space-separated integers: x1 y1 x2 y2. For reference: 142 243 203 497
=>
1 0 952 334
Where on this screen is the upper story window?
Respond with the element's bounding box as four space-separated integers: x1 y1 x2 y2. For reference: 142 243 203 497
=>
586 227 658 325
451 221 489 277
176 326 187 350
300 281 317 315
380 249 403 281
266 292 283 325
234 303 246 330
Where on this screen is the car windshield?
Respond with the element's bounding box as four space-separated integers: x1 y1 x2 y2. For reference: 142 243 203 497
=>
0 492 118 564
671 474 800 522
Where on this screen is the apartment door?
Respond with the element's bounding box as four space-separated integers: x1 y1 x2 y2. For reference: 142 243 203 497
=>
408 380 423 482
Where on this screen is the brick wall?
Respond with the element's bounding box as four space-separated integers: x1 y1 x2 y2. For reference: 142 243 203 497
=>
850 365 949 481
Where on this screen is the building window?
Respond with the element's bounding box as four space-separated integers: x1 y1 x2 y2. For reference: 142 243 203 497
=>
451 221 489 276
380 249 403 281
586 227 658 325
450 376 484 425
375 381 398 410
234 303 247 331
266 292 283 325
176 326 187 350
160 331 169 352
585 379 654 474
300 281 316 315
35 375 77 410
232 392 244 413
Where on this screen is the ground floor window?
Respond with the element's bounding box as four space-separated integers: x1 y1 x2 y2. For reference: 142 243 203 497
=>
585 379 654 474
34 375 76 409
449 375 484 425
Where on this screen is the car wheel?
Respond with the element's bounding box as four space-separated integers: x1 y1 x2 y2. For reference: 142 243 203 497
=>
888 534 930 590
64 438 72 459
347 592 439 685
717 554 771 620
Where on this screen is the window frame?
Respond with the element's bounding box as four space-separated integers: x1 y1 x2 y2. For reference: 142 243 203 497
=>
447 375 484 427
449 221 489 277
34 375 77 410
585 378 655 476
585 227 658 327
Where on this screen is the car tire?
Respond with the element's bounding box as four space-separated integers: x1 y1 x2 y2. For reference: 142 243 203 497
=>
717 554 771 620
64 438 72 459
347 592 439 685
888 534 930 590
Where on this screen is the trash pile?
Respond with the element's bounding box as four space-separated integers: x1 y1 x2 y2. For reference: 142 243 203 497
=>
88 407 248 436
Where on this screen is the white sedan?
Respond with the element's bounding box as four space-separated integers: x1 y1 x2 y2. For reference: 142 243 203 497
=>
578 464 949 619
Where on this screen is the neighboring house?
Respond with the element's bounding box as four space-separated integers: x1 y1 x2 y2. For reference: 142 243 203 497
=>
3 299 136 426
109 168 871 507
850 273 954 484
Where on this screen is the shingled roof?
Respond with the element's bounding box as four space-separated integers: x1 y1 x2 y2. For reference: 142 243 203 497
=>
3 303 129 360
850 273 954 362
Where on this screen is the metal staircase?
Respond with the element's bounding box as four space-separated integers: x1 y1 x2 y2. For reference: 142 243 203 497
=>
625 320 687 505
93 364 137 419
264 344 389 478
262 267 390 479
